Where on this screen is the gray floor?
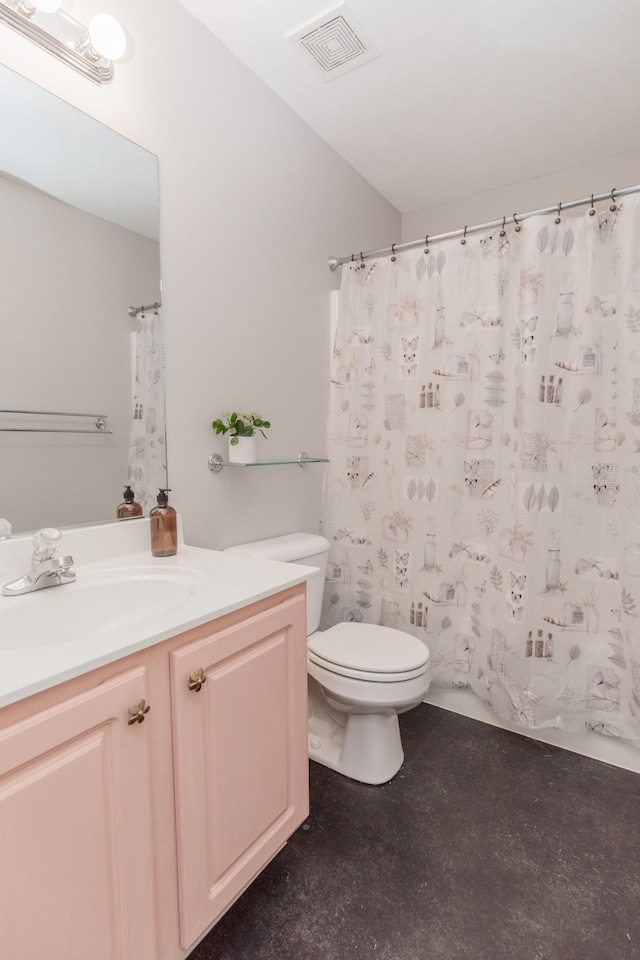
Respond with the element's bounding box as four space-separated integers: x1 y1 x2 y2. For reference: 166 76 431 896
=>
191 704 640 960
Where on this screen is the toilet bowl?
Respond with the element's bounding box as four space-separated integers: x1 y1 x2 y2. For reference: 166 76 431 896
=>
224 533 431 785
307 621 430 784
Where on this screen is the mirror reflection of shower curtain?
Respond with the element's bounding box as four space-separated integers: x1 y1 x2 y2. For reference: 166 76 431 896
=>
128 308 166 514
322 196 640 744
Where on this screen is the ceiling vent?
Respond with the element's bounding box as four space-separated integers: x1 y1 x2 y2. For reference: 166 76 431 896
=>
288 5 379 82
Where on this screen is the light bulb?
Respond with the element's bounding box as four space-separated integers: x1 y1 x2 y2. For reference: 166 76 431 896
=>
31 0 63 11
88 13 126 60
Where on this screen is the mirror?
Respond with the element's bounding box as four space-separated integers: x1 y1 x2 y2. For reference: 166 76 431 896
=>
0 65 165 536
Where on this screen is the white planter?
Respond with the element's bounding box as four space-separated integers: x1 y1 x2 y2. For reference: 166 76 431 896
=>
228 435 257 464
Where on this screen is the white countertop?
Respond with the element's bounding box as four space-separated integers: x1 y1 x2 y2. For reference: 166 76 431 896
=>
0 519 318 708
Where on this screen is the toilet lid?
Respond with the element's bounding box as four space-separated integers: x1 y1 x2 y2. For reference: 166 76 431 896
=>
308 653 429 683
308 622 429 674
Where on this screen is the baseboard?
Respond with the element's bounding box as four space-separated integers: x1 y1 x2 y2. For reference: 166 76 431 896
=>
423 686 640 775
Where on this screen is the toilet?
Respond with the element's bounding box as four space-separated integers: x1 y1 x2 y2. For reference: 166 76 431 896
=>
224 533 431 785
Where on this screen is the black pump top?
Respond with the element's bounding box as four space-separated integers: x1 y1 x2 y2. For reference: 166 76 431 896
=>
123 485 135 501
157 488 171 505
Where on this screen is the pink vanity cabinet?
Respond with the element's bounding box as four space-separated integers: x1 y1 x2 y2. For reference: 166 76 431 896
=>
0 665 157 960
171 590 310 947
0 583 309 960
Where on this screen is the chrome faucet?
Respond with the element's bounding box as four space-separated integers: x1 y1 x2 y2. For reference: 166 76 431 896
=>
2 528 76 597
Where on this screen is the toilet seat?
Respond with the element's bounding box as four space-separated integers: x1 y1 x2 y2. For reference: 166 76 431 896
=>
308 622 430 683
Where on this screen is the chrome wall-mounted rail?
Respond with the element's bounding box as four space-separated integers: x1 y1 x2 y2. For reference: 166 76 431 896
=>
0 409 111 434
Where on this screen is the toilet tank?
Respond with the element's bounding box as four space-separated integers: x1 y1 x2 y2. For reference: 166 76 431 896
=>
224 533 330 636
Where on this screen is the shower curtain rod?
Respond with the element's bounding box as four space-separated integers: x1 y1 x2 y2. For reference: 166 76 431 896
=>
128 301 161 317
327 182 640 270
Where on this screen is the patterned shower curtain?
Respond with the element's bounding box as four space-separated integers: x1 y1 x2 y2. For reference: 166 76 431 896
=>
127 308 167 513
321 196 640 744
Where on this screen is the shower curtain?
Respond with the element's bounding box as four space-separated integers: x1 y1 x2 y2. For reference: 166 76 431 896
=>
127 308 166 513
321 195 640 744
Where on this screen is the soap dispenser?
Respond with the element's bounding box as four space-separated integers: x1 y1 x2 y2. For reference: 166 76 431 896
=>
117 485 143 520
150 488 177 557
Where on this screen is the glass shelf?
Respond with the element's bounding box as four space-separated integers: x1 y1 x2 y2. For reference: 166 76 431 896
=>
208 451 329 473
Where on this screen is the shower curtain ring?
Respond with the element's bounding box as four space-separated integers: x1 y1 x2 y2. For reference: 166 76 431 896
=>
424 235 430 254
555 202 562 225
391 243 397 262
610 188 618 212
360 251 365 268
461 225 467 245
589 193 596 216
500 216 506 237
513 212 521 233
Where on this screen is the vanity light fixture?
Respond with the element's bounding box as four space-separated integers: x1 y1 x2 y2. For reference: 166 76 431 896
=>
0 0 127 84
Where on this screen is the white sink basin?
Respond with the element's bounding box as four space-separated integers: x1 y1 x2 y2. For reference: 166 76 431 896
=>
0 566 202 649
0 521 317 708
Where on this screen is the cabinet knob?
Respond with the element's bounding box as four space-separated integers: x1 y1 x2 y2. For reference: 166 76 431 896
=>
127 699 151 725
188 668 207 692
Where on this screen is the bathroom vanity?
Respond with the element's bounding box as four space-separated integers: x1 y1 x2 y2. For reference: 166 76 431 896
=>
0 520 315 959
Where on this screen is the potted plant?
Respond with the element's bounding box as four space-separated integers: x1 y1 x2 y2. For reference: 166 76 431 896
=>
212 411 271 463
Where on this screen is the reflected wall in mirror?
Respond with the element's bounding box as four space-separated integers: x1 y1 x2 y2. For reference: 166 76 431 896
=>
0 65 165 535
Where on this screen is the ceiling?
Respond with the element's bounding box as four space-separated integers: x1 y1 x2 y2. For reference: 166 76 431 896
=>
176 0 640 215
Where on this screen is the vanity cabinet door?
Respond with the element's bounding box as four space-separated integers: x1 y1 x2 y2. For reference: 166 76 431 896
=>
170 591 309 949
0 667 157 960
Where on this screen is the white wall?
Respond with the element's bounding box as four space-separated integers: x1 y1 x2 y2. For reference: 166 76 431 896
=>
402 146 640 240
0 174 159 533
0 0 400 549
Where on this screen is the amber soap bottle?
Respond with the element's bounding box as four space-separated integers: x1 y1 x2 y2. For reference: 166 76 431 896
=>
117 485 143 520
150 488 177 557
